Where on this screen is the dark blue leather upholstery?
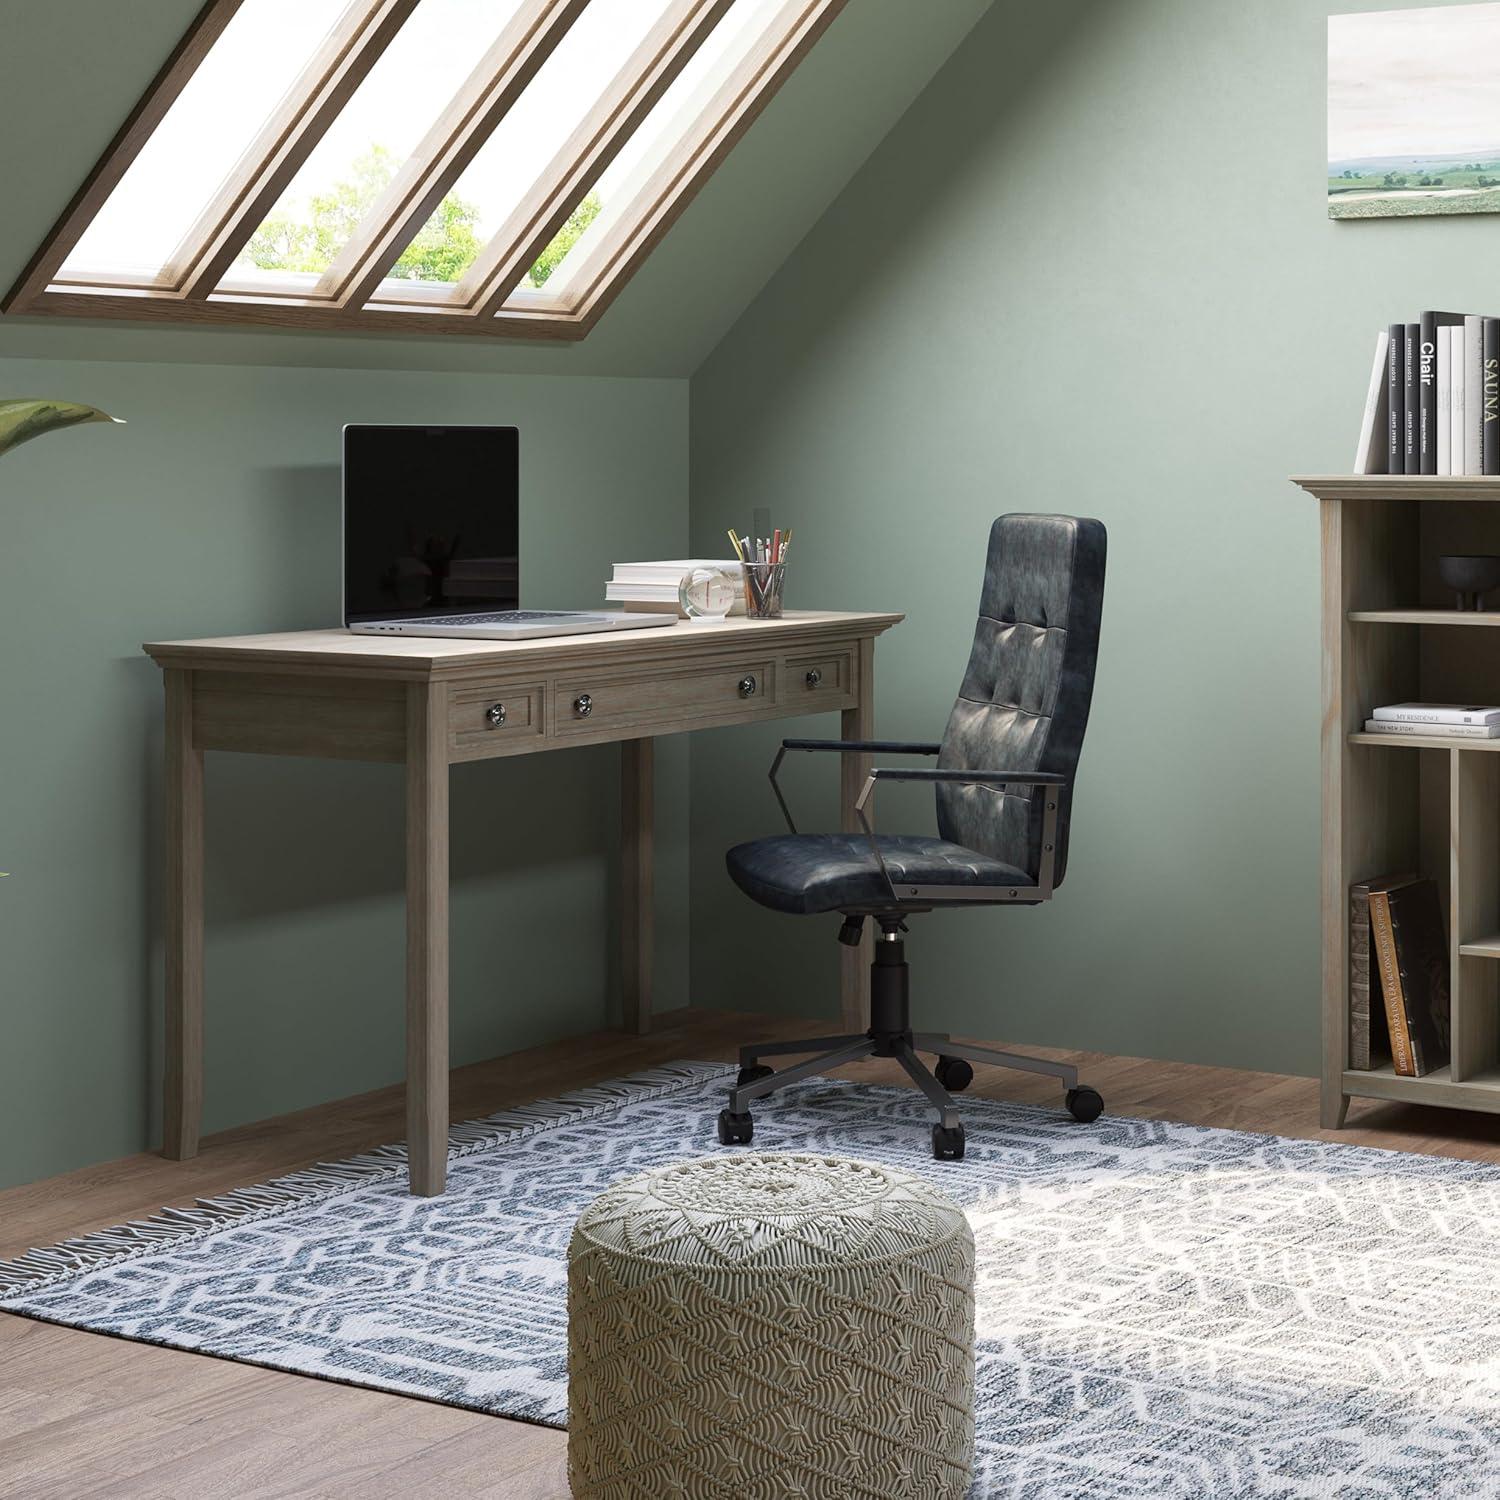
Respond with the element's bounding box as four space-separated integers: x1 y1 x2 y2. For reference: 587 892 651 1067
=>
725 514 1105 916
935 513 1106 887
726 833 1034 916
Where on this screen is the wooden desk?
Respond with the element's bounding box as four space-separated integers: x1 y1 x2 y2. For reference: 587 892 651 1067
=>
143 611 902 1194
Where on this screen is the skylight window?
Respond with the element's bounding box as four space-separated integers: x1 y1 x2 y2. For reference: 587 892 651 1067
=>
8 0 845 340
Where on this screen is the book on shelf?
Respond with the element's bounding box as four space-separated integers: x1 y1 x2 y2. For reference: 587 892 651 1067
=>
1404 321 1420 471
1350 876 1402 1070
1357 329 1390 476
1420 310 1464 473
1362 718 1500 739
1368 876 1450 1077
1488 318 1500 474
1467 313 1485 474
1372 702 1500 726
1437 324 1452 475
1354 311 1500 474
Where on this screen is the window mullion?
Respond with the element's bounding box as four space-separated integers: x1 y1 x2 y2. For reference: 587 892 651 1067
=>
317 0 591 310
2 0 246 314
535 0 845 328
172 0 421 301
454 0 734 319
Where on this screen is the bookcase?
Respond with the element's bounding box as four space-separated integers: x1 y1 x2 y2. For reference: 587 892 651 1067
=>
1297 474 1500 1127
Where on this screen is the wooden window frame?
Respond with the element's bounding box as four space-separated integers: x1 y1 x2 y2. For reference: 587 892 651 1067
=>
3 0 846 342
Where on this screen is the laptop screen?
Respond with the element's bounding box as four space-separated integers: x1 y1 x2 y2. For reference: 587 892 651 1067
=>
343 424 520 624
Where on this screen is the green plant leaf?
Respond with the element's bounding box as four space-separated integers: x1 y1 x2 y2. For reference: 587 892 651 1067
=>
0 399 124 459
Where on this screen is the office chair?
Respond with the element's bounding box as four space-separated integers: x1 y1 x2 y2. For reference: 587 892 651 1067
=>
718 513 1106 1160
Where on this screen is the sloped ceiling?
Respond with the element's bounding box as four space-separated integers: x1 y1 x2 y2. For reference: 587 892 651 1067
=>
0 0 992 378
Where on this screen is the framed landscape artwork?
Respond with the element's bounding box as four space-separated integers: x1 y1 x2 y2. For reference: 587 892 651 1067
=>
1329 1 1500 218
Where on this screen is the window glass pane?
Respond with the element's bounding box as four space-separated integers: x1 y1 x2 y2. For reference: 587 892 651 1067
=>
509 0 786 303
59 0 352 284
375 0 677 299
226 0 527 290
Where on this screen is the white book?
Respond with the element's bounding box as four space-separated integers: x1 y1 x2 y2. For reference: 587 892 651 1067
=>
611 559 739 582
1438 325 1453 474
1354 328 1390 474
1364 718 1500 738
1453 324 1467 474
1467 314 1485 474
1372 702 1500 725
606 582 686 598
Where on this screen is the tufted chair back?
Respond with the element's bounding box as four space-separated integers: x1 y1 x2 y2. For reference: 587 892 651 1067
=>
935 514 1107 886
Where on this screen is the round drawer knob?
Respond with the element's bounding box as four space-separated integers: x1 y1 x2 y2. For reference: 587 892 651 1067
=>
738 675 757 699
485 702 506 727
574 693 593 718
804 668 822 689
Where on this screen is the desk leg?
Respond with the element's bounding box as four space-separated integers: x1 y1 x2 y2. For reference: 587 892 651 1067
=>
163 669 204 1160
406 682 450 1196
621 737 653 1035
840 638 876 1031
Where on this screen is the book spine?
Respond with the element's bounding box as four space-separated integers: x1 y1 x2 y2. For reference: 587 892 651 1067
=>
1363 719 1498 737
1384 324 1403 474
1405 323 1421 472
1467 314 1484 474
1370 891 1414 1076
1358 329 1390 474
1486 318 1500 476
1372 705 1500 725
1421 312 1439 473
1438 325 1452 475
1350 884 1373 1070
1453 323 1467 474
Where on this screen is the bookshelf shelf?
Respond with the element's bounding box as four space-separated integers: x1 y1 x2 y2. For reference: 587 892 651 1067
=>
1305 474 1500 1128
1349 610 1500 626
1294 475 1500 502
1348 732 1500 751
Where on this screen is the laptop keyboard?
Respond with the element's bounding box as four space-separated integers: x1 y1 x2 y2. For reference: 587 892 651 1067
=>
410 610 595 625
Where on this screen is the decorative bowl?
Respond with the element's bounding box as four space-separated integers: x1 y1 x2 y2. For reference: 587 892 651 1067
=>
1438 554 1500 610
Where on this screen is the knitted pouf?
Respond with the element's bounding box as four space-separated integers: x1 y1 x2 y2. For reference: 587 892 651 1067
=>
567 1152 975 1499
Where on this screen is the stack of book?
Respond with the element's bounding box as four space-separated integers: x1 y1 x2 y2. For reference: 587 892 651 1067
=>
1349 874 1450 1077
605 559 744 616
1363 703 1500 739
1354 311 1500 475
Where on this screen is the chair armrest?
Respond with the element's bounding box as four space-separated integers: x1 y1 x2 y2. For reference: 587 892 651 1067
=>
868 768 1068 786
781 738 942 756
768 739 940 834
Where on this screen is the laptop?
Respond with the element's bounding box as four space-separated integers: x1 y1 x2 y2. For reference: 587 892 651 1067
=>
342 424 675 641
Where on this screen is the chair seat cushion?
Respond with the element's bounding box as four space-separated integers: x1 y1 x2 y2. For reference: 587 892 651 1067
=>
725 832 1034 915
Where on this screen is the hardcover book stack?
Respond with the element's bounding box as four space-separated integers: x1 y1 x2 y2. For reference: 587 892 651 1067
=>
1363 702 1500 739
1354 311 1500 474
604 560 744 617
1349 874 1450 1077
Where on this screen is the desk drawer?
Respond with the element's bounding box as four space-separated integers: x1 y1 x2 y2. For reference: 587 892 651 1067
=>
785 648 855 710
448 681 545 760
553 658 777 738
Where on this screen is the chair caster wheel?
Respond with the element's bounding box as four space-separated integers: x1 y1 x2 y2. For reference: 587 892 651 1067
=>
736 1064 774 1088
934 1057 974 1092
931 1123 966 1161
1065 1086 1104 1123
718 1109 754 1146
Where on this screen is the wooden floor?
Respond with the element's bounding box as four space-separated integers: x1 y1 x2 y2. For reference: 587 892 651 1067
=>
8 1007 1500 1499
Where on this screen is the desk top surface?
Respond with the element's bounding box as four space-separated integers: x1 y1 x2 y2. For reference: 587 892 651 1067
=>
144 610 904 677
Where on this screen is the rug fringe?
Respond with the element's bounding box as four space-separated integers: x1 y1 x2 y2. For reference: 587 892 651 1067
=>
0 1060 732 1297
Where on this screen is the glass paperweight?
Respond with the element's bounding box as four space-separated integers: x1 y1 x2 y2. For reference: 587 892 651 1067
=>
679 565 738 622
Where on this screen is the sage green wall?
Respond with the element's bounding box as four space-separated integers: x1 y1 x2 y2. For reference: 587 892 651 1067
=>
690 0 1491 1077
0 358 686 1189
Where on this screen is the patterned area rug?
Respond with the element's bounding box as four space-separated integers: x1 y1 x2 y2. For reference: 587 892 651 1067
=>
5 1062 1500 1497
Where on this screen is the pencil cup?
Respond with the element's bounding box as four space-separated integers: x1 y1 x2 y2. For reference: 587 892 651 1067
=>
742 561 786 619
